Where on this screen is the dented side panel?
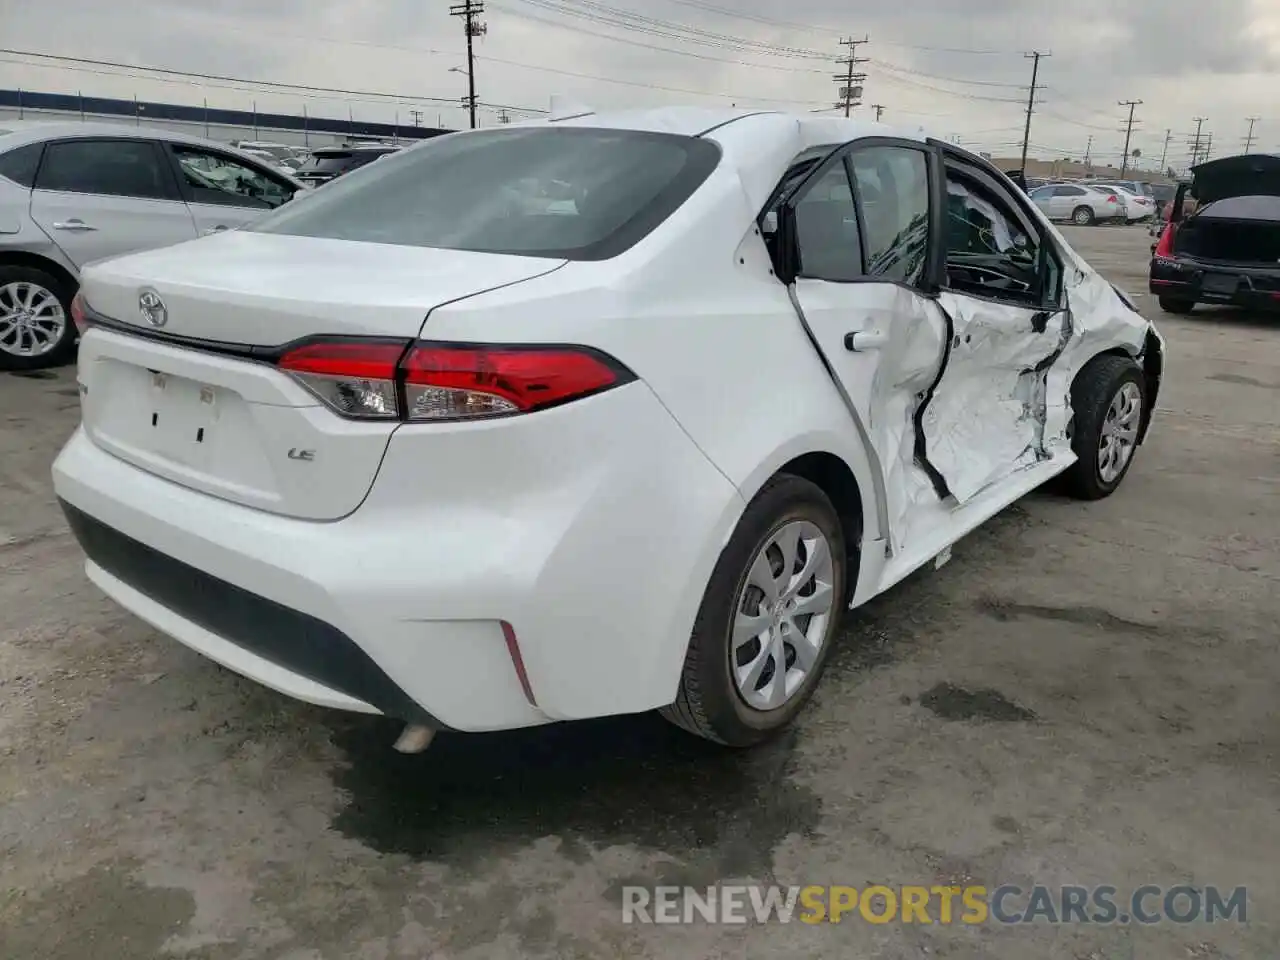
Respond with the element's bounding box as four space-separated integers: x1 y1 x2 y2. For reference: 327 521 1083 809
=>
925 291 1071 502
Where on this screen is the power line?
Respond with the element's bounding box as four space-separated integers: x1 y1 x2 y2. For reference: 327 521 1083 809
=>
834 36 868 117
1118 99 1142 177
1019 51 1049 175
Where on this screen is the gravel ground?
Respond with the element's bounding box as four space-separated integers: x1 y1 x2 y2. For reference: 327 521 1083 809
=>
1 224 1277 959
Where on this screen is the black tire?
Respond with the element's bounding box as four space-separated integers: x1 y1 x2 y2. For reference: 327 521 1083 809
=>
1072 206 1095 226
661 474 847 747
1062 355 1146 501
0 264 78 371
1158 296 1195 315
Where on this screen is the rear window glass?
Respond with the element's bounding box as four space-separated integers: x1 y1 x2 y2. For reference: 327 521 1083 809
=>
0 142 42 187
252 127 722 260
1194 195 1280 220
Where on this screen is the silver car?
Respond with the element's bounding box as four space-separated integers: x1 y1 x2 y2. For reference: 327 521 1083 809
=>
1028 182 1127 226
0 121 306 370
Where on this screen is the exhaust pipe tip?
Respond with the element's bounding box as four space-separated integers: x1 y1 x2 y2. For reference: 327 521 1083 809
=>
393 724 436 754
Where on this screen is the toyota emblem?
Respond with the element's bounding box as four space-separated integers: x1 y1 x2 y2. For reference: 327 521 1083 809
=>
138 289 168 328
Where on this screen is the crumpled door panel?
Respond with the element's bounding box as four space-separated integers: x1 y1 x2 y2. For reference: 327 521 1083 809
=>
924 291 1072 503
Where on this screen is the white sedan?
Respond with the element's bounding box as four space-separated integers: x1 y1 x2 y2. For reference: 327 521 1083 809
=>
53 108 1164 749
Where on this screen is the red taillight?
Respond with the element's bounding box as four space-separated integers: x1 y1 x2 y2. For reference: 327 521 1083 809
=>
276 338 632 421
70 291 89 334
1107 194 1119 204
1153 221 1177 258
278 339 407 419
400 342 626 421
501 620 537 706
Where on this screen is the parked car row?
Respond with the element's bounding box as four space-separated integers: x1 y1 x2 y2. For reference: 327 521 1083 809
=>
1026 179 1158 225
0 121 319 369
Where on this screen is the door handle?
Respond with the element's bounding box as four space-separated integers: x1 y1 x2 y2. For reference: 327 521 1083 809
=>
845 330 887 352
202 225 229 236
52 219 97 232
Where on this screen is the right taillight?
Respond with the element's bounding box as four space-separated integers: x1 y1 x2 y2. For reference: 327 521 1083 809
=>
276 338 634 422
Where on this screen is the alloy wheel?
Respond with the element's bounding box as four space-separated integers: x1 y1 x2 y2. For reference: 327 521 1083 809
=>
1097 381 1142 483
0 281 66 359
731 520 836 712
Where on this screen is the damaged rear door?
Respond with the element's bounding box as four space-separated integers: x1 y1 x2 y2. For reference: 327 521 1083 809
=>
923 146 1071 502
771 137 951 546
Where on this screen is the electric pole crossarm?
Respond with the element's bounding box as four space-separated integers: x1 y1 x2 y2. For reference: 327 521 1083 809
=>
450 0 487 130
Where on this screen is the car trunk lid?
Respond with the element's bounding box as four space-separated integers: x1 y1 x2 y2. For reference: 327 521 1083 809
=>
76 233 566 520
1190 154 1280 204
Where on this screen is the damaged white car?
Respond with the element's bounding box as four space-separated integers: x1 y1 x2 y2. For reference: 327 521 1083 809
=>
53 108 1164 750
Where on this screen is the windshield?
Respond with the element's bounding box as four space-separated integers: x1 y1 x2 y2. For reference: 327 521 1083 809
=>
252 127 722 260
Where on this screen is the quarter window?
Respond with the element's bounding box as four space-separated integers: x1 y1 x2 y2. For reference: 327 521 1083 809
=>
0 143 43 187
792 163 863 282
36 139 169 200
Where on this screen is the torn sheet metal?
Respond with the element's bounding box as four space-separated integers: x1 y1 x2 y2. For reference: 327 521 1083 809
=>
924 291 1070 503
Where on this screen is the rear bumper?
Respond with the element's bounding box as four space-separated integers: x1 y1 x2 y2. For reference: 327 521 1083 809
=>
53 382 744 732
1149 255 1280 308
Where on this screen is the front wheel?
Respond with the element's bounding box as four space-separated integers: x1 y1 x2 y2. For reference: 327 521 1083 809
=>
1062 355 1146 501
661 475 847 747
1072 206 1096 226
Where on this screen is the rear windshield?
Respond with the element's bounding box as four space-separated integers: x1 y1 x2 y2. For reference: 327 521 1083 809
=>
251 127 722 260
1193 195 1280 221
296 152 366 174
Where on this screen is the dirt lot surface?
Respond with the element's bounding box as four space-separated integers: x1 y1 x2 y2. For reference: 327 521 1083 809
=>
2 225 1277 959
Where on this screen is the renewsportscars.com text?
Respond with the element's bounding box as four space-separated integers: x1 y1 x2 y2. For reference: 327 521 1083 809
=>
622 884 1248 926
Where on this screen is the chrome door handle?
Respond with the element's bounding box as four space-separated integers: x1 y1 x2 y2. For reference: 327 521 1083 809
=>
845 330 887 352
52 219 97 232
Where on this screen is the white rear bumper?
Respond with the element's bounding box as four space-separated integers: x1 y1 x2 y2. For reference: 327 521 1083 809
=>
53 382 744 732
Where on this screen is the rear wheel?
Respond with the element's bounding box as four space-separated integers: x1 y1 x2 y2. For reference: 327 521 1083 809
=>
1072 206 1095 226
0 266 77 371
1062 355 1146 500
661 475 847 747
1158 296 1195 315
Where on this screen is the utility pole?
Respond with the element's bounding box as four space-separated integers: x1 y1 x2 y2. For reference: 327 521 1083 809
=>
1190 117 1207 166
1019 51 1049 175
409 108 424 127
1243 116 1260 154
498 109 511 124
833 36 869 117
450 0 487 130
1158 128 1171 172
1204 131 1213 161
1118 99 1142 177
871 103 885 122
1084 135 1093 165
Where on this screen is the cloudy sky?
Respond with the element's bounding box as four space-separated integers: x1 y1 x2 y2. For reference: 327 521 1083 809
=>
3 0 1278 170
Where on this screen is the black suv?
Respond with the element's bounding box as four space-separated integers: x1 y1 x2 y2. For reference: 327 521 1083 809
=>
294 146 399 187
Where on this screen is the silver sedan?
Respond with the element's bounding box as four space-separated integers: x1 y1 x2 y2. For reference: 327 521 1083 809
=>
1028 183 1127 225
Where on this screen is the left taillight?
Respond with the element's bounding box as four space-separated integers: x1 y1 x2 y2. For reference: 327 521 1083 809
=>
70 291 89 334
276 338 634 422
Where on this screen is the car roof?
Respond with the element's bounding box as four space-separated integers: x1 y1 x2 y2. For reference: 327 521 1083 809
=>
0 120 306 186
542 106 926 144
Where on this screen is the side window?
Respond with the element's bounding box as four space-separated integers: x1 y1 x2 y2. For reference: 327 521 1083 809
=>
792 162 863 282
847 146 930 285
945 166 1056 306
172 146 294 209
1055 185 1084 197
36 139 169 200
0 143 43 187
